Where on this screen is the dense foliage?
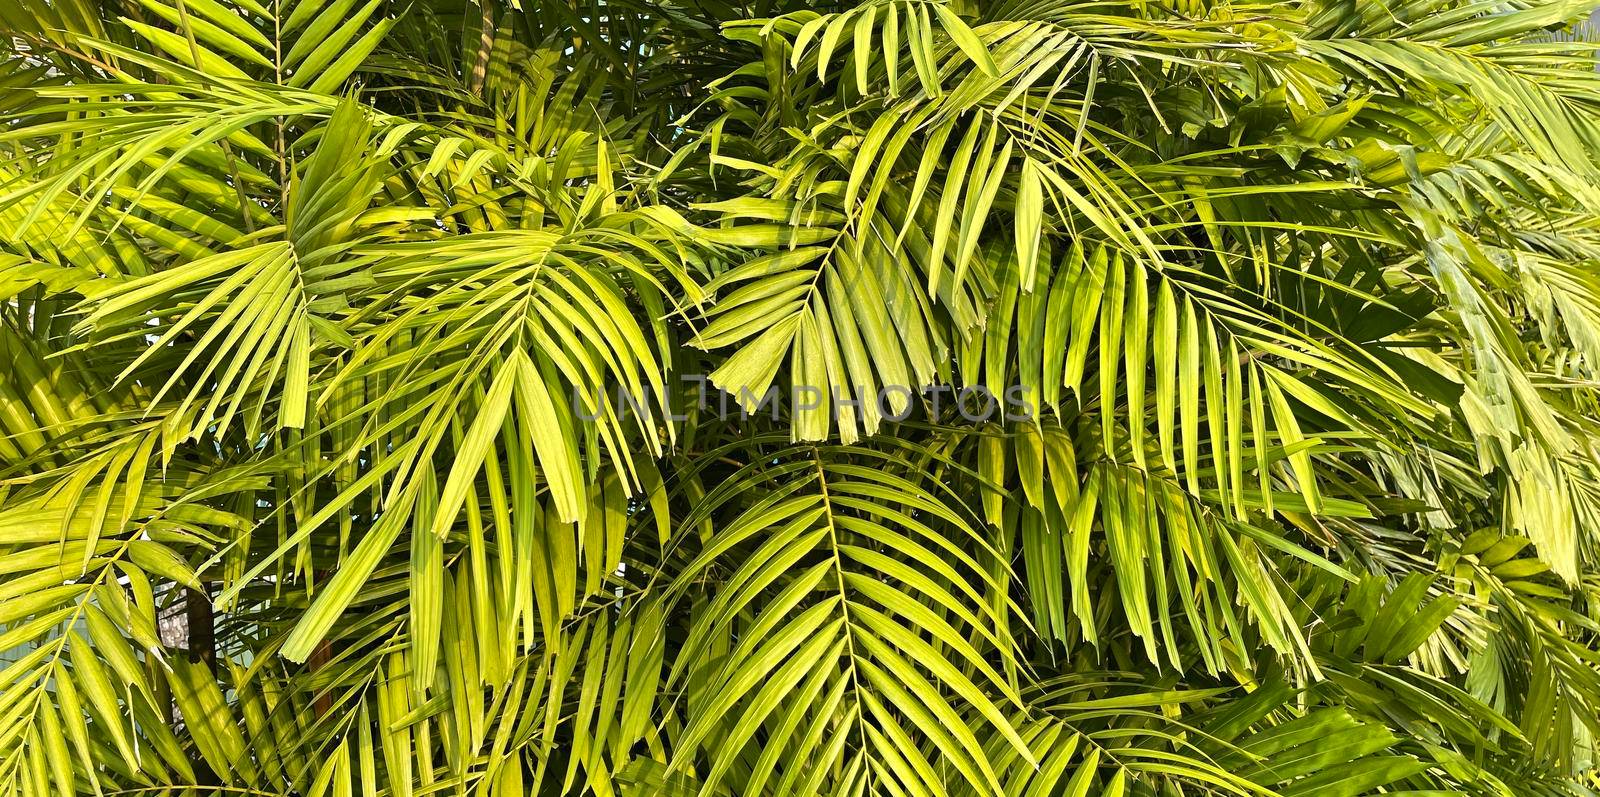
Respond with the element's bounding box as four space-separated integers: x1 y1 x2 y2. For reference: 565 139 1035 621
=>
6 0 1600 793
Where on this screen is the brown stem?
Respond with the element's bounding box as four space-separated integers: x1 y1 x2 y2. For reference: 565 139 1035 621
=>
184 584 219 785
184 584 215 666
309 569 333 717
469 0 495 97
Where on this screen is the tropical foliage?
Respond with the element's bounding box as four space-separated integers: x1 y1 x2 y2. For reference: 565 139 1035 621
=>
6 0 1600 793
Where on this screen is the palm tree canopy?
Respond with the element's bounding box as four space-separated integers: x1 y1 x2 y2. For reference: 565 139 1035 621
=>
5 0 1600 793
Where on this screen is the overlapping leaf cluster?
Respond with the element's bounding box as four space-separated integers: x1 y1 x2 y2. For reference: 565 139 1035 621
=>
5 0 1600 793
